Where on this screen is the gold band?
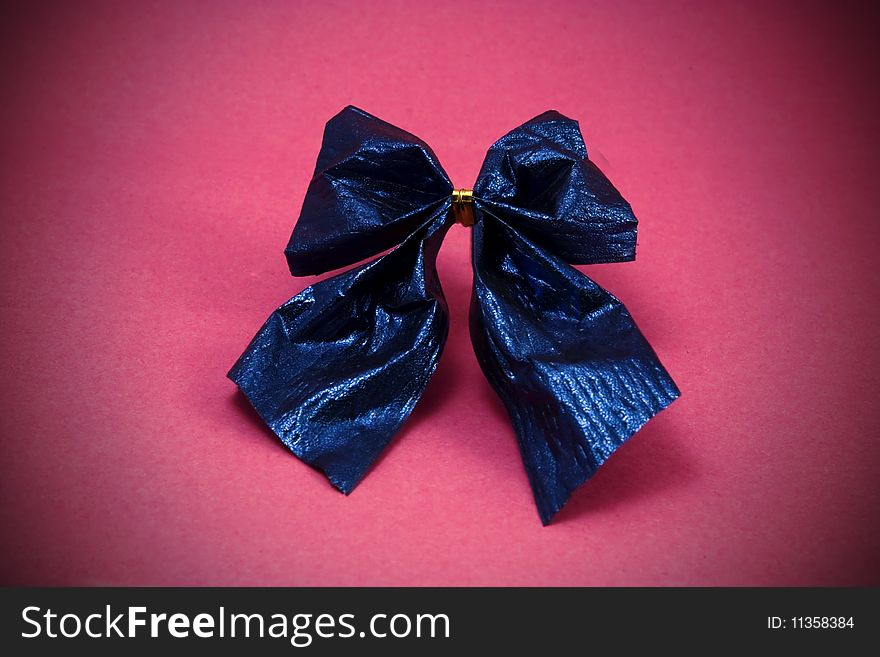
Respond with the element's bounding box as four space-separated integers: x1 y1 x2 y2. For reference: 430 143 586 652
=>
451 188 475 226
451 188 474 204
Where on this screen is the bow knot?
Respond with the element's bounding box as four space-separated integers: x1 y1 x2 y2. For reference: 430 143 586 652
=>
451 188 474 204
451 188 475 226
229 105 679 524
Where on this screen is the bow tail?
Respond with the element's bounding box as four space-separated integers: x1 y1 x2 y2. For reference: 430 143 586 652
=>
470 214 680 524
229 208 453 493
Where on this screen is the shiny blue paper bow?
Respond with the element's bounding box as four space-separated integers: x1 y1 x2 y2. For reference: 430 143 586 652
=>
229 106 679 524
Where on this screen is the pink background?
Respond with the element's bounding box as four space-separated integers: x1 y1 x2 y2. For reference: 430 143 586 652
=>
1 1 878 586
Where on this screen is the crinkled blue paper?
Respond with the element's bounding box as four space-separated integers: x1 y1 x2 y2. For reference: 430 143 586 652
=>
229 106 679 524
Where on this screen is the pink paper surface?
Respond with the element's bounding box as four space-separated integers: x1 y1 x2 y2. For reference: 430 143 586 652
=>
1 0 877 586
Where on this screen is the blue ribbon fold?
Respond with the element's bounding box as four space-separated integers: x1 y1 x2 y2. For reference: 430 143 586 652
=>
229 106 679 524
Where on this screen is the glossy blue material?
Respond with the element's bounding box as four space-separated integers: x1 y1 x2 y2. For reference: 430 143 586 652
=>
229 106 680 523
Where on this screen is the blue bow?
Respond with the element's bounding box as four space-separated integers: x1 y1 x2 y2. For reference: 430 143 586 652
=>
229 106 679 524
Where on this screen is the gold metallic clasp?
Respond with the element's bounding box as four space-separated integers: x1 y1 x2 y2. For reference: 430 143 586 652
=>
451 188 473 204
451 188 475 226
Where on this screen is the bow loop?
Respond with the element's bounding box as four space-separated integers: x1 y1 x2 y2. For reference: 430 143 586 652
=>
285 106 452 276
474 111 637 264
